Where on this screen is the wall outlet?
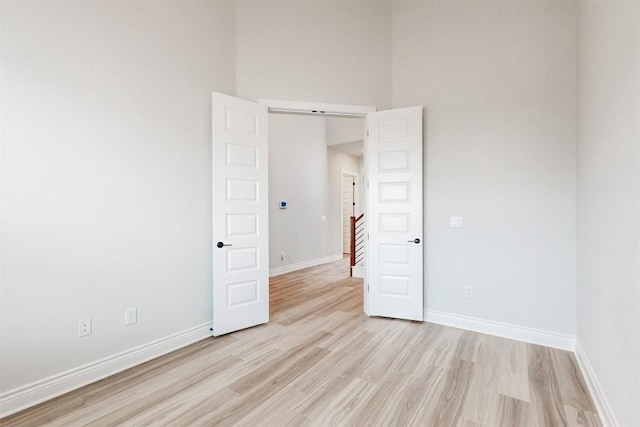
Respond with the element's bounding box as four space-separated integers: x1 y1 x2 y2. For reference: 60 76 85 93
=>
125 307 137 325
79 318 92 337
464 286 473 298
280 251 285 261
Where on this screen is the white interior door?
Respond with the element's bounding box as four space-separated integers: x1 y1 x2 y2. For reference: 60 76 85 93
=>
212 92 269 336
366 106 423 321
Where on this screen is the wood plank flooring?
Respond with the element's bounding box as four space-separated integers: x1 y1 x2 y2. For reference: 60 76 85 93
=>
1 258 601 426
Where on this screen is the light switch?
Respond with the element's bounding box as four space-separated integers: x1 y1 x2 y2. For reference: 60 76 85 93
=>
450 216 463 228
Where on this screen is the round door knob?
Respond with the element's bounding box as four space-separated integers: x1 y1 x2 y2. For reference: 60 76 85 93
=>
216 241 232 248
408 238 420 244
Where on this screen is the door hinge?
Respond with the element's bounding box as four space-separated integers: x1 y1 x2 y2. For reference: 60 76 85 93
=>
367 233 369 240
367 284 369 292
367 129 369 137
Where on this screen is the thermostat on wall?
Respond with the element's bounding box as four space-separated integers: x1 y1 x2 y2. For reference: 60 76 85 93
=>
279 201 287 209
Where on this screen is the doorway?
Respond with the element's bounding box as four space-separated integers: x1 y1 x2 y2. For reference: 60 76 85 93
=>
267 113 364 276
212 94 424 336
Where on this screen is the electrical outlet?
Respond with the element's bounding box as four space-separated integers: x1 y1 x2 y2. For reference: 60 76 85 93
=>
464 286 473 298
450 216 464 228
125 307 137 325
79 318 92 337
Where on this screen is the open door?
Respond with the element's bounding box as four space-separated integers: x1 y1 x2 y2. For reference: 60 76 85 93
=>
212 92 269 336
366 106 423 321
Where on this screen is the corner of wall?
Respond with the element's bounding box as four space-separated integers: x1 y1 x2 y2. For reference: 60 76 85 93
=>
574 341 619 427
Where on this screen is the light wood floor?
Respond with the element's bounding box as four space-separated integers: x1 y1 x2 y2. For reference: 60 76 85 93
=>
2 258 601 426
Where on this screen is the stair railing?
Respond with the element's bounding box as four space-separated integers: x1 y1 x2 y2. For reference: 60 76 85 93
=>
350 213 365 276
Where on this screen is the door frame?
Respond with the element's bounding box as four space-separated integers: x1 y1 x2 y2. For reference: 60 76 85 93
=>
341 169 359 255
258 99 375 118
257 98 377 315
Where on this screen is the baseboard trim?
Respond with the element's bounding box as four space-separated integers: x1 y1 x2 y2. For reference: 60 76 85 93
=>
0 322 212 419
351 265 365 278
574 341 618 427
425 309 576 351
269 254 343 277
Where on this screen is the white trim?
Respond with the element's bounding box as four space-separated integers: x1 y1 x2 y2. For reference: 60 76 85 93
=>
574 341 618 427
351 265 365 278
0 323 212 419
425 309 576 351
269 254 343 277
258 99 376 118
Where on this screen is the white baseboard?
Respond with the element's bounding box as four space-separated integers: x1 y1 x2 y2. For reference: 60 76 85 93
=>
0 322 212 419
425 309 576 351
269 254 343 277
351 265 365 278
574 341 618 427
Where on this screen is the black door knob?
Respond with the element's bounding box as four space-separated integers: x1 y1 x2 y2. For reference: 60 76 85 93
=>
407 238 420 244
216 241 232 248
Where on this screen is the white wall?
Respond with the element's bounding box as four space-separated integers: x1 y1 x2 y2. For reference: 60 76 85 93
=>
392 1 578 335
326 117 365 147
0 0 235 396
269 114 331 268
577 2 640 425
236 0 391 109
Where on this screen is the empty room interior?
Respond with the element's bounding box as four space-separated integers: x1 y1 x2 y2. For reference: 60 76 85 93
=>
1 1 639 426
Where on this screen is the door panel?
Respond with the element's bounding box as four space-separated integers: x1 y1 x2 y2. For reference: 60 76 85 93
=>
366 106 423 321
212 92 269 336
